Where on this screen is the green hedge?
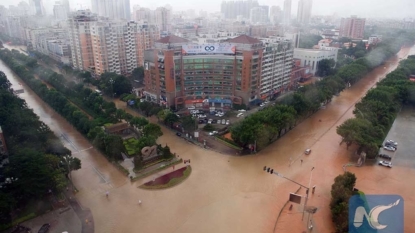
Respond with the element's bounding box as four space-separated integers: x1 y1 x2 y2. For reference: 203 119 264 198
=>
214 136 243 150
0 213 37 231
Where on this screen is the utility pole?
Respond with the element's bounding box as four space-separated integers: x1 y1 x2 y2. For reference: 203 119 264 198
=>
263 166 315 221
302 166 314 220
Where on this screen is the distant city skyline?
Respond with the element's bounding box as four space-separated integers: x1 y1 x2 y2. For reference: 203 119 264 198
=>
0 0 414 19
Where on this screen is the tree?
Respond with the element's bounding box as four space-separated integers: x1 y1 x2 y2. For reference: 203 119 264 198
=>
131 67 144 81
330 172 357 233
316 59 336 77
143 123 163 138
138 101 153 116
104 135 125 160
299 34 323 49
157 109 171 121
113 75 133 96
129 116 149 129
181 115 197 132
161 145 173 159
6 149 63 200
164 113 179 127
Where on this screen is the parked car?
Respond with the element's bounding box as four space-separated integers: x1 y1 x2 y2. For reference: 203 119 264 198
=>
260 103 265 107
209 131 218 136
385 140 398 148
379 154 392 160
378 160 392 168
238 109 246 112
210 111 216 115
386 140 398 146
188 106 195 110
198 114 207 118
38 223 51 233
237 113 244 118
208 119 213 124
212 119 217 124
198 120 204 124
221 119 226 124
176 132 182 137
383 146 396 152
305 149 311 155
226 120 230 125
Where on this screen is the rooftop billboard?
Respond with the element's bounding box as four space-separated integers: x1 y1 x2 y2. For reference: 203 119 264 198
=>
182 44 236 55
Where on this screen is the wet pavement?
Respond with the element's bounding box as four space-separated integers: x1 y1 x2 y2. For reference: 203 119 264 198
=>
1 44 415 233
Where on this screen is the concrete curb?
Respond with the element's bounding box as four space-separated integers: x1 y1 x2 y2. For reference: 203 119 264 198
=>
273 186 302 232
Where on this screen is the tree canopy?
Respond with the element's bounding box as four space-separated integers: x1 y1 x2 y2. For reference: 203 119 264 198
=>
0 72 79 227
330 172 357 233
337 55 415 158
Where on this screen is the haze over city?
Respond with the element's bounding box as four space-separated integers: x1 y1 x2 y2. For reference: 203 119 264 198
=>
0 0 414 18
1 0 415 233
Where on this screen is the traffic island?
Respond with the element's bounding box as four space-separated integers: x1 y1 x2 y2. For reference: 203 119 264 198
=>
139 166 192 190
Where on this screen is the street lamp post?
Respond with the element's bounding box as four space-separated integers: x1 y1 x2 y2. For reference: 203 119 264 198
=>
263 166 315 221
61 155 74 191
303 167 315 220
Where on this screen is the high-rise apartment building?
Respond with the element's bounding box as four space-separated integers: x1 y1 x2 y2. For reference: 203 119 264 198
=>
6 16 25 39
270 6 282 25
154 7 171 32
29 0 46 16
250 7 268 24
135 23 160 66
90 21 137 76
115 0 131 20
133 7 152 22
53 1 69 21
68 10 98 71
260 38 293 99
91 0 130 20
221 0 259 19
283 0 291 25
68 10 159 76
297 0 312 25
8 2 31 16
339 16 366 39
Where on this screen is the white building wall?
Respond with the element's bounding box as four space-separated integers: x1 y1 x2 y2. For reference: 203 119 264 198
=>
293 48 338 75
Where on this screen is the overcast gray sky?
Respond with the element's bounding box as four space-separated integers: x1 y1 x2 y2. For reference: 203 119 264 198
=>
1 0 414 18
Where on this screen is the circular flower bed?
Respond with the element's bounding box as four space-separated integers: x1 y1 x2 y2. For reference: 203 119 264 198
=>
139 166 192 189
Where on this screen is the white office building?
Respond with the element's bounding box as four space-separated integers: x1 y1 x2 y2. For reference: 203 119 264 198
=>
293 48 338 75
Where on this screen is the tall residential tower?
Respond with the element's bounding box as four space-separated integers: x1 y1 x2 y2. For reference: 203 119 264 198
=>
339 16 366 39
297 0 312 25
283 0 291 25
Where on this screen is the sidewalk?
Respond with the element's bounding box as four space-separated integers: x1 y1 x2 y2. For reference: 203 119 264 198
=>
64 189 94 233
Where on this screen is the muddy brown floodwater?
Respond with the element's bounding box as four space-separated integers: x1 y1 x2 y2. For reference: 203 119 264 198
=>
1 44 414 233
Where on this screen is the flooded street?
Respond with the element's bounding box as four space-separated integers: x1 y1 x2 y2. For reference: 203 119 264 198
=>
1 44 415 233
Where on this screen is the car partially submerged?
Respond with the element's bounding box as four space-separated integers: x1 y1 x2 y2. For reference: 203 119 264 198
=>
383 146 396 152
378 160 392 168
379 154 392 160
38 223 51 233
